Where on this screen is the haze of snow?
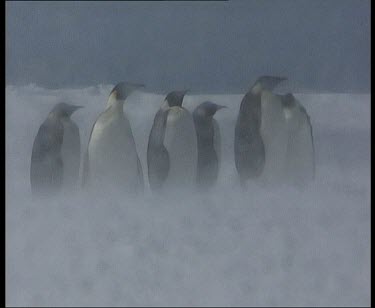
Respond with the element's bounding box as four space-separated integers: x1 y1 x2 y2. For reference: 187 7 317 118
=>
6 85 370 306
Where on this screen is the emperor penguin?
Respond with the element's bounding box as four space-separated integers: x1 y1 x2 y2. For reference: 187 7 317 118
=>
234 76 288 186
279 93 315 186
30 102 83 196
82 82 145 194
147 90 198 191
192 101 226 190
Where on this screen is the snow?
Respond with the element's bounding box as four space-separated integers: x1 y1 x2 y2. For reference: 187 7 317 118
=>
6 85 370 306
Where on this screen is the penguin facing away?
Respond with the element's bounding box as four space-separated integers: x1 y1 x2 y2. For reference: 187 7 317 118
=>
234 76 287 186
82 82 145 194
193 101 226 190
279 93 315 186
30 102 83 196
147 90 197 191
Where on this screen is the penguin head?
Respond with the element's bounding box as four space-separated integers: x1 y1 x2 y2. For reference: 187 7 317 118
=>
193 101 227 118
109 82 145 102
51 102 83 118
165 90 189 107
280 93 296 108
251 76 287 94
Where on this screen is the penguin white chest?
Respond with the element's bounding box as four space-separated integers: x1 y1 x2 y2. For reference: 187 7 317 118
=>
284 103 315 185
88 111 139 189
284 105 301 132
259 91 288 183
163 107 197 188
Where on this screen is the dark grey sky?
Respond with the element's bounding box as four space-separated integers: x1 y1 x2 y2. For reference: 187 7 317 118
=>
6 0 370 93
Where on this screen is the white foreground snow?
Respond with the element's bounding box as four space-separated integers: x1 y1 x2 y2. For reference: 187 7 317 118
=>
6 85 370 306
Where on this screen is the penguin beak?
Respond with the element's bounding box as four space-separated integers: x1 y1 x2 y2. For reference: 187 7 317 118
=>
216 105 227 110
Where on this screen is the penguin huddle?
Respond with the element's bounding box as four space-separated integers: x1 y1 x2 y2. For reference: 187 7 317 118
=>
30 77 315 197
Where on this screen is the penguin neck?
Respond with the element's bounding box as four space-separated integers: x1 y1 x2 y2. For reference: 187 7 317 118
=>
163 98 185 110
161 100 170 111
107 95 125 114
250 83 263 96
162 100 183 110
48 111 67 120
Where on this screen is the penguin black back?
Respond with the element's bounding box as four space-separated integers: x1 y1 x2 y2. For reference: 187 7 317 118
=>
147 108 171 191
30 113 65 196
193 101 225 189
30 103 83 196
234 91 265 184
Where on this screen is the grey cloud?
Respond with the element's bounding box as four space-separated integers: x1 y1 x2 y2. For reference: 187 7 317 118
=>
6 0 370 93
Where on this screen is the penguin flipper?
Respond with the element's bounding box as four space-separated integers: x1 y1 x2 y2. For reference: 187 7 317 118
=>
234 93 265 181
234 132 265 178
67 121 81 171
212 118 221 166
81 149 90 188
147 108 170 191
148 145 170 190
299 106 315 163
81 117 99 189
298 105 315 181
136 155 145 192
306 112 316 180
